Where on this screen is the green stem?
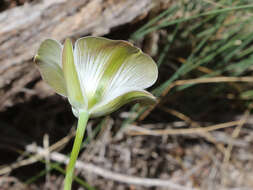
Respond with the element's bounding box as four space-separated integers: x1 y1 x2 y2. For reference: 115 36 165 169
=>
64 110 89 190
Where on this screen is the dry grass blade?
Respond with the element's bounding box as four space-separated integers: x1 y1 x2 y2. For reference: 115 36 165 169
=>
160 106 226 153
0 128 76 175
139 76 253 121
159 107 200 127
127 120 241 136
162 76 253 97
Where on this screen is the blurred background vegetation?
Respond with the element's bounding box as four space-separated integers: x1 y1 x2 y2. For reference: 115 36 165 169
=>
1 0 253 189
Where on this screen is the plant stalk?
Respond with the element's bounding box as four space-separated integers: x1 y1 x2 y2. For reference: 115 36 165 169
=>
64 110 89 190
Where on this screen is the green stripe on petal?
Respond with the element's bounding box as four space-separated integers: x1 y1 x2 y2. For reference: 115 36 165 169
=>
89 90 156 118
74 37 137 109
34 39 67 96
95 41 140 104
100 48 158 107
62 38 85 108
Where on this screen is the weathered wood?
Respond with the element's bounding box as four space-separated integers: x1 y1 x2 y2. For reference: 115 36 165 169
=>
0 0 160 109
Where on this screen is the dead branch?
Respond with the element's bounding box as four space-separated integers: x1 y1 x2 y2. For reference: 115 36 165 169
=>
26 144 198 190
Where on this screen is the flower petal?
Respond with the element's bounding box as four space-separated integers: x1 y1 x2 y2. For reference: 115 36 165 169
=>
74 37 113 108
101 50 158 104
89 90 156 117
34 39 67 96
74 37 158 109
62 38 85 108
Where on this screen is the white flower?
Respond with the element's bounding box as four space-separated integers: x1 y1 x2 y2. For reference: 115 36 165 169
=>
34 37 158 117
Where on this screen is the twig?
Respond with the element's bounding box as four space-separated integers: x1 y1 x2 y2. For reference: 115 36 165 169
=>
26 145 198 190
222 107 250 186
223 110 249 163
43 134 51 190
